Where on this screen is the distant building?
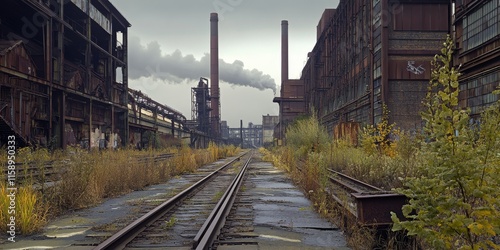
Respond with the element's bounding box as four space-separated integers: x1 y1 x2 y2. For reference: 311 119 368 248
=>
227 122 262 148
262 115 278 147
221 120 229 140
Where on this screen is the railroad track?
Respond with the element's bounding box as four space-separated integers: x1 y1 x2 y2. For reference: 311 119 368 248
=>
93 150 253 250
327 168 406 226
134 152 176 164
193 151 252 250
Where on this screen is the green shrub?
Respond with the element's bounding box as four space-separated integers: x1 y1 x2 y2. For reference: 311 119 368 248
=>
391 36 500 249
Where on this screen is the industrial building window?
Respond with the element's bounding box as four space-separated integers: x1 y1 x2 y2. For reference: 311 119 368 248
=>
463 0 499 50
460 70 500 115
373 51 382 79
373 0 382 53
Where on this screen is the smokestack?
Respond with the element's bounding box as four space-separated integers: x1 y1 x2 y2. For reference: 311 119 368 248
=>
210 13 220 138
281 20 288 87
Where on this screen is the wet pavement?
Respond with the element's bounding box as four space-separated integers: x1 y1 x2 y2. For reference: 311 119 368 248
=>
217 153 350 250
1 153 350 249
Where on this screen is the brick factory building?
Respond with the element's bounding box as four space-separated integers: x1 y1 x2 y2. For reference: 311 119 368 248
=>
300 0 451 135
262 114 278 147
277 0 500 140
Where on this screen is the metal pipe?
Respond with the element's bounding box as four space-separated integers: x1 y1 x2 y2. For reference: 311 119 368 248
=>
10 89 14 127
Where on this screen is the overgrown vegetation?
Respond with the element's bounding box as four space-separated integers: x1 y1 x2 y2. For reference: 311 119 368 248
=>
361 104 399 157
260 110 414 248
263 36 500 249
391 36 500 249
0 144 239 234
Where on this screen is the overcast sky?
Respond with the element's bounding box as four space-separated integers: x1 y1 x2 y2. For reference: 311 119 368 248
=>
110 0 339 128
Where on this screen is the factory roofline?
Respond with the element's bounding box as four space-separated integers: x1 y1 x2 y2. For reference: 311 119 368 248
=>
105 0 131 28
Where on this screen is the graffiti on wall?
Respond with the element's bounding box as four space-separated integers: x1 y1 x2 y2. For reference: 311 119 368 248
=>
407 61 425 75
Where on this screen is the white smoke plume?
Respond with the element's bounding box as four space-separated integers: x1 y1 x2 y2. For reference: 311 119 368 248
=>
127 37 277 94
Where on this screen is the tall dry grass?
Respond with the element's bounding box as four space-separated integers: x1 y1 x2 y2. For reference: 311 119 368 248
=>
0 184 49 235
329 133 422 190
261 114 423 249
0 147 50 235
0 144 240 235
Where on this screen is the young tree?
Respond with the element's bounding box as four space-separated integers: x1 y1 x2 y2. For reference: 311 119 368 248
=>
391 36 500 249
361 104 398 157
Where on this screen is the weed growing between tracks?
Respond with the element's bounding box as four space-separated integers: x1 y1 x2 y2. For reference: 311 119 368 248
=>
0 144 240 235
163 216 177 230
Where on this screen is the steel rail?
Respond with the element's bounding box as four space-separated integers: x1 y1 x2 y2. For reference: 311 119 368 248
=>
327 168 382 194
93 151 249 250
193 150 253 250
326 168 406 226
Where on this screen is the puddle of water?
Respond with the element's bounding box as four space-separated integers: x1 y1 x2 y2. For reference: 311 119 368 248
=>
254 182 295 189
45 217 94 229
46 228 89 238
260 196 309 204
8 246 59 250
259 234 301 243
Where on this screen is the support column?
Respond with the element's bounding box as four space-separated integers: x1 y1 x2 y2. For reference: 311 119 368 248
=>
381 0 389 105
369 1 375 126
89 99 92 149
10 88 14 127
61 92 66 149
111 105 115 148
19 92 22 128
48 18 53 141
122 28 129 147
171 119 175 137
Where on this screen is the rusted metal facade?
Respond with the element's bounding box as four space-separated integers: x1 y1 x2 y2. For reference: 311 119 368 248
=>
0 0 130 148
453 0 500 117
302 0 450 134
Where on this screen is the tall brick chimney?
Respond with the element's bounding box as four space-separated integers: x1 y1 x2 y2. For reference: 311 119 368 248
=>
210 13 220 138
